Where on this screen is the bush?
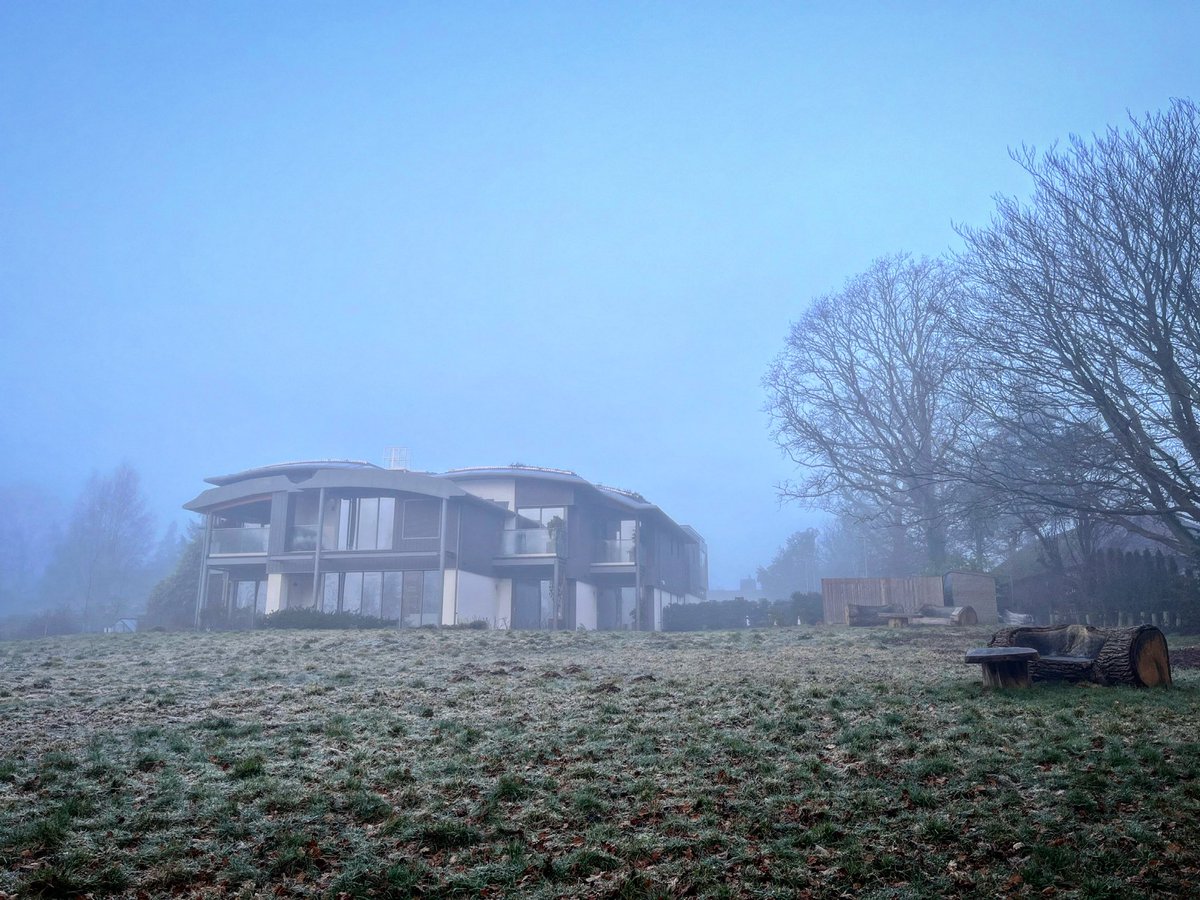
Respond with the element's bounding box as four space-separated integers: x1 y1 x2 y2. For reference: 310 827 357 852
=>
662 593 823 631
260 609 397 630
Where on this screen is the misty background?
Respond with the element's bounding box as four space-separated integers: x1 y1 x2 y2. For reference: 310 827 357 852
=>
3 2 1199 621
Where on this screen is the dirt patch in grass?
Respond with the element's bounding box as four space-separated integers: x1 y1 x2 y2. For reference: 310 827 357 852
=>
1170 645 1200 669
1 626 1198 897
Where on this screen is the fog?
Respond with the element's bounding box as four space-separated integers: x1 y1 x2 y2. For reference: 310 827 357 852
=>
1 4 1198 621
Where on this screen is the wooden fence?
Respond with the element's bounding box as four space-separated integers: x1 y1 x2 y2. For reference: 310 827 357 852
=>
821 577 945 625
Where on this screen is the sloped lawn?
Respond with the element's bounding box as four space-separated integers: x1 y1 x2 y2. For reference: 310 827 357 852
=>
1 626 1198 898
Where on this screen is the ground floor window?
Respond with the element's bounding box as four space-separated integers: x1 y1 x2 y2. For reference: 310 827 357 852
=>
200 571 267 628
319 570 442 626
234 579 267 615
512 579 553 629
596 586 638 630
512 578 574 630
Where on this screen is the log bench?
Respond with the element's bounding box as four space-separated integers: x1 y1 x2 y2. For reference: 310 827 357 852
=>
965 646 1039 688
988 624 1172 687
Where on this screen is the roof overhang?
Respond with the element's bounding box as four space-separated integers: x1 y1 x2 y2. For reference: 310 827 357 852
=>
184 466 471 513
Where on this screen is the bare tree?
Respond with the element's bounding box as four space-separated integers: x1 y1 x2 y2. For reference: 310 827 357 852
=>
957 99 1200 559
756 528 820 598
0 484 62 616
41 463 154 626
765 255 973 572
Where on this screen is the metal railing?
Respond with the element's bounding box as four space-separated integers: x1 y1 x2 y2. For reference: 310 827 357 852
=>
500 528 564 556
595 538 636 563
286 524 319 551
210 526 269 555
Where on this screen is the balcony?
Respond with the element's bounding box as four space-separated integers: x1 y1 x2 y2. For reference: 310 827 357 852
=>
210 526 269 555
500 528 564 557
287 524 319 552
595 538 636 564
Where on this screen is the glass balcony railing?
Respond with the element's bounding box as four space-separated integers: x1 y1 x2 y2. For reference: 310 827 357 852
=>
210 526 270 555
500 528 564 557
595 538 636 563
287 524 319 551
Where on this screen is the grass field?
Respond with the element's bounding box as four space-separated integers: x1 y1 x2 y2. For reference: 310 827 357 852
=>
1 625 1198 898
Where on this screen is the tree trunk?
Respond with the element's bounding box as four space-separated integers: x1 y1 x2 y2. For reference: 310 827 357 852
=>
917 605 977 625
989 624 1171 686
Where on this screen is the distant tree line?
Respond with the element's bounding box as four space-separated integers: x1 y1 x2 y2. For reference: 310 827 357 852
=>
0 464 193 639
764 100 1200 595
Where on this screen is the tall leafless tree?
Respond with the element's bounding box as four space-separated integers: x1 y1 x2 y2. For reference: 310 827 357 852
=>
765 255 974 572
956 99 1200 559
41 463 154 626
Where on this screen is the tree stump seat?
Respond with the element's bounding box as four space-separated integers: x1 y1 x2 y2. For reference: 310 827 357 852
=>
988 624 1172 687
965 647 1039 688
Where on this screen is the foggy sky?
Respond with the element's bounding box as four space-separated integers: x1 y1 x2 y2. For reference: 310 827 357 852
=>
2 2 1198 586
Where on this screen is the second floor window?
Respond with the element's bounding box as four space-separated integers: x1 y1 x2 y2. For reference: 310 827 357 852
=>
514 507 565 529
322 496 395 551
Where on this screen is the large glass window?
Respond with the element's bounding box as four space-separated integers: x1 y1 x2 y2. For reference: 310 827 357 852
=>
377 498 395 549
210 500 271 555
402 571 424 626
596 586 638 630
321 496 397 550
342 572 364 613
287 493 320 551
402 499 441 538
362 572 383 617
233 579 266 615
422 572 441 622
317 570 438 624
515 507 565 528
596 519 637 563
382 572 403 620
357 499 379 551
322 573 339 613
512 579 554 629
284 575 315 609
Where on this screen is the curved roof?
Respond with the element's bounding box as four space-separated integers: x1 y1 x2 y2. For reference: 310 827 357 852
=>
204 459 381 486
184 461 477 513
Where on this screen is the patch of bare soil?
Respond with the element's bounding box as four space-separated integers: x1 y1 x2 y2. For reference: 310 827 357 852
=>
1170 645 1200 669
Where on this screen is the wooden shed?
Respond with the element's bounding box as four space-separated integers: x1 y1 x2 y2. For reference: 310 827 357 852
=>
943 572 998 624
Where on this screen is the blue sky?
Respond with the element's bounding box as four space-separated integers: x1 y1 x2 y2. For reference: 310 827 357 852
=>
1 2 1198 586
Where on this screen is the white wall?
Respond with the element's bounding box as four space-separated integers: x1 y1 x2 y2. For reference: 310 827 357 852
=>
575 581 598 630
495 578 513 628
441 570 456 626
265 574 283 614
455 570 500 625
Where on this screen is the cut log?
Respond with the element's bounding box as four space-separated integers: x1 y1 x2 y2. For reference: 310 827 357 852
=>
847 603 890 627
917 605 978 626
989 624 1172 687
1094 626 1172 687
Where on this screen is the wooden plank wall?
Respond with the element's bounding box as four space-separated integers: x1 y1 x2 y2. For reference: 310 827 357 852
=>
943 572 998 624
821 577 945 624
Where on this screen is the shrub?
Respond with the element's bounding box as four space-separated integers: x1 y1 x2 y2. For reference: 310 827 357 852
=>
662 593 823 631
260 609 396 630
